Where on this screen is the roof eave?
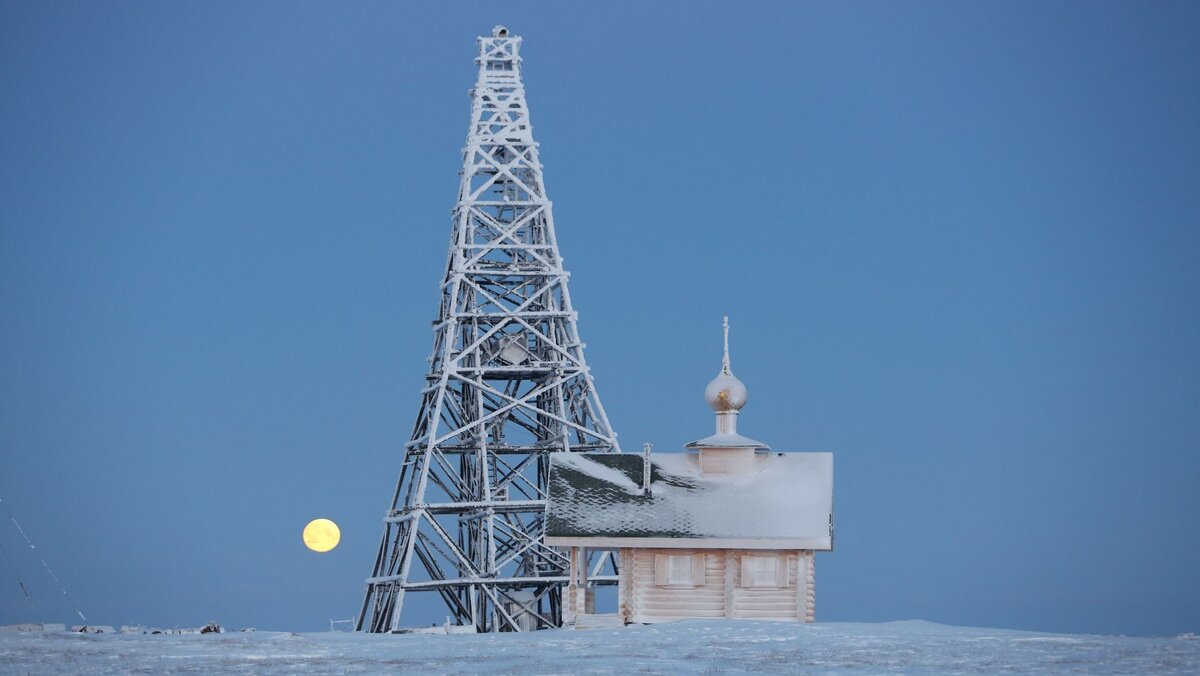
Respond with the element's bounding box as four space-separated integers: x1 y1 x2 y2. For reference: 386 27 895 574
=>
546 535 833 551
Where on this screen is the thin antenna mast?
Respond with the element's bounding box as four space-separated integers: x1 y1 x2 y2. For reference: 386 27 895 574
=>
0 495 86 622
0 536 37 616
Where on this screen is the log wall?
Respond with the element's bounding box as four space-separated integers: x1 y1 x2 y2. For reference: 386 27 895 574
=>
616 548 815 624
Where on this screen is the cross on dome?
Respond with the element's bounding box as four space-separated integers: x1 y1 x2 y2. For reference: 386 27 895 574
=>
721 315 732 376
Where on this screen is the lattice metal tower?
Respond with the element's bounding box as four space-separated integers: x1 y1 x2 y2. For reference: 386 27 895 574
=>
359 26 621 633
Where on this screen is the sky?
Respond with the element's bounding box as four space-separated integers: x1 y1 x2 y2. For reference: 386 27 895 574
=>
1 1 1198 636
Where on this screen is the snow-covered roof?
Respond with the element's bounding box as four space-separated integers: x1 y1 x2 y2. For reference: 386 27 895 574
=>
545 451 833 550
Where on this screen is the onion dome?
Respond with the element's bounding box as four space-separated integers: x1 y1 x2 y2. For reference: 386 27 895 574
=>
704 316 747 411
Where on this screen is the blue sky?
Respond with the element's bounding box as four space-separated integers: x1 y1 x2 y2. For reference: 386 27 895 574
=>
1 2 1198 635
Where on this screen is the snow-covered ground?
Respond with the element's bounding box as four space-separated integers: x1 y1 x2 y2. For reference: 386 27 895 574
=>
1 620 1197 674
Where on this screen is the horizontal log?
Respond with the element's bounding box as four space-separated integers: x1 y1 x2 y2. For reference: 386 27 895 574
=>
638 602 726 610
634 612 726 622
733 603 798 610
734 592 798 600
731 613 797 620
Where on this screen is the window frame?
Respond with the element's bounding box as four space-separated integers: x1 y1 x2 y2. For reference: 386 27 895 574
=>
740 553 790 589
654 552 707 588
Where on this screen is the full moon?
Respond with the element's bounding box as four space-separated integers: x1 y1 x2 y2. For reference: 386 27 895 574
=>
303 518 341 553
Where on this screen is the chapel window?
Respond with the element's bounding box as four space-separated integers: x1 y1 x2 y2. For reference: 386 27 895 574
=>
654 553 705 587
741 554 789 588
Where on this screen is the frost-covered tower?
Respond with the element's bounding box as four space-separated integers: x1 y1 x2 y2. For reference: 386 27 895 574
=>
359 26 620 633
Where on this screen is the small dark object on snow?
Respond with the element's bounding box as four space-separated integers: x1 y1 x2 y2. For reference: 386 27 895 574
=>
200 622 222 634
